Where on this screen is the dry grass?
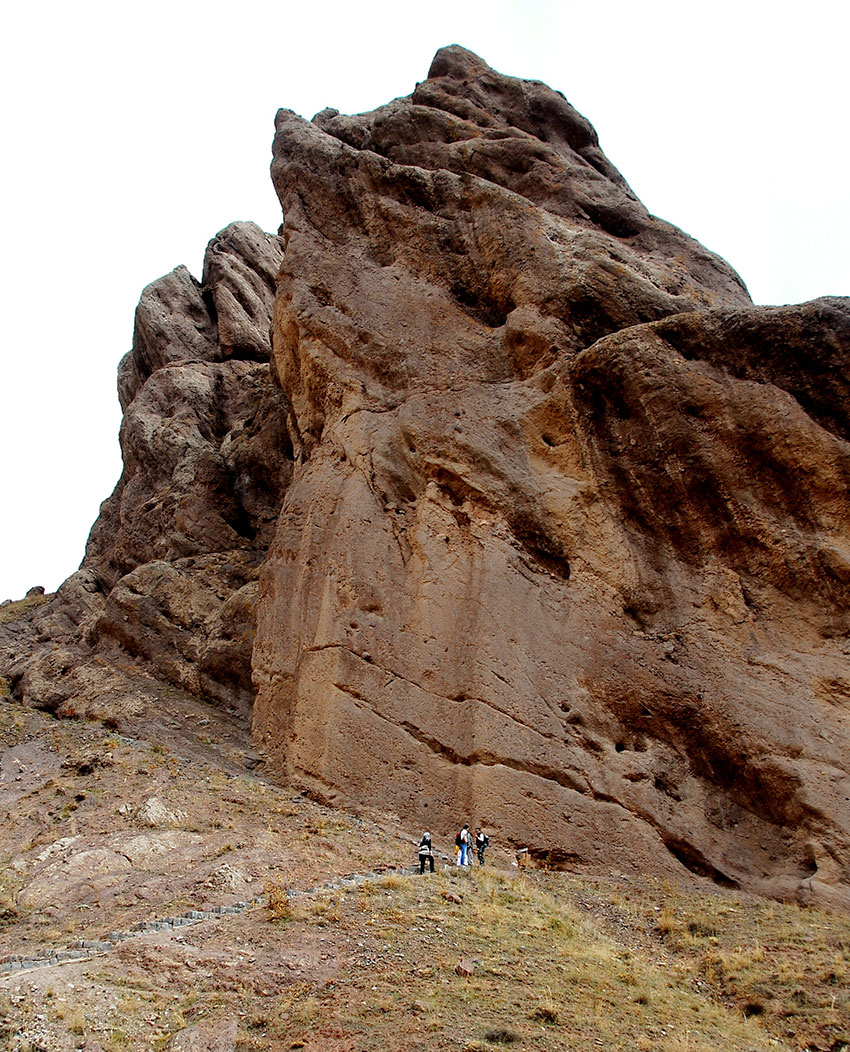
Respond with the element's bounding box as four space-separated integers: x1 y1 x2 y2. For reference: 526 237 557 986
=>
646 888 850 1050
0 592 51 624
263 877 292 921
213 868 782 1052
7 839 850 1051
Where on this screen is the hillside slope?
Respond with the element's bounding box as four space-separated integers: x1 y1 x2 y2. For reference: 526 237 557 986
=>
1 692 849 1052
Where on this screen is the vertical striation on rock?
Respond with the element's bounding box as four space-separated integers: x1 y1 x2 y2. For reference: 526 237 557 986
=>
2 47 849 910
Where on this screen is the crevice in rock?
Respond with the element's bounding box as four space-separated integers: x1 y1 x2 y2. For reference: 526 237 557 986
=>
661 835 739 888
322 644 571 749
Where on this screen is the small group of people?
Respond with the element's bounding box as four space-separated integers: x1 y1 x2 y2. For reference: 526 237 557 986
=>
417 824 490 873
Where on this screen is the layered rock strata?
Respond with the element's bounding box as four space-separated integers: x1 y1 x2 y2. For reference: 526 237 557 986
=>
3 47 849 908
2 221 291 721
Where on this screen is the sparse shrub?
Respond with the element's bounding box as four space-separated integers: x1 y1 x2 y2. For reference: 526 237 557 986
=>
0 903 18 929
529 985 559 1024
67 1006 87 1034
376 873 405 890
264 878 292 921
484 1027 519 1044
530 1004 559 1023
687 918 719 938
310 895 342 925
547 913 574 936
291 995 321 1026
656 905 678 936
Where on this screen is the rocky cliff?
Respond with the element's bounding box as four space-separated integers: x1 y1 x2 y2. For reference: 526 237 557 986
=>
3 46 849 908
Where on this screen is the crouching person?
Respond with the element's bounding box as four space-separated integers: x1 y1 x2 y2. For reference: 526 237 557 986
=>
418 832 435 873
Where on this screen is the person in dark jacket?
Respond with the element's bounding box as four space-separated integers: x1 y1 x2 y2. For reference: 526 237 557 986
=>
418 832 435 873
475 828 489 866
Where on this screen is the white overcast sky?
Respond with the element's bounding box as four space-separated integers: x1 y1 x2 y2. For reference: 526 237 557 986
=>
1 0 847 601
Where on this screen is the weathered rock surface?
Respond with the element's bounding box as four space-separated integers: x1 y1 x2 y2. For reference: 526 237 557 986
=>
2 221 291 721
2 47 849 908
253 46 850 906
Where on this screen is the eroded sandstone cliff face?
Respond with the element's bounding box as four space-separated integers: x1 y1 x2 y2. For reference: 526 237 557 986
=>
2 46 848 907
253 46 850 906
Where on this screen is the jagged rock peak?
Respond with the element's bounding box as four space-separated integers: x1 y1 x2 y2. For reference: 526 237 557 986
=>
3 47 849 913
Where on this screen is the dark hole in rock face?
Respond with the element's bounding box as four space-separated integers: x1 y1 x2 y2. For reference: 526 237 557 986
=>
654 772 681 801
528 847 581 870
223 506 257 542
449 280 515 329
801 851 818 875
623 605 648 629
508 517 571 580
578 198 644 239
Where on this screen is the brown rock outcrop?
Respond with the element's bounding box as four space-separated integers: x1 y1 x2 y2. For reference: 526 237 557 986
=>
3 47 849 909
252 46 850 906
2 221 292 721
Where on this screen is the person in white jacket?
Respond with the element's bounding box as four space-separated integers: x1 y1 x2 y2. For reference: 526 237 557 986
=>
418 832 435 873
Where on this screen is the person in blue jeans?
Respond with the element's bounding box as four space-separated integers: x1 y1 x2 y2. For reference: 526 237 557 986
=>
458 824 470 866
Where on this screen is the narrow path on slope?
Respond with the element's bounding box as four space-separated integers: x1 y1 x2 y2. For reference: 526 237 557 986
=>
0 858 473 977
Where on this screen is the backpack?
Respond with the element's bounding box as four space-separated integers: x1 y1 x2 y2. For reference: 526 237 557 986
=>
455 833 462 848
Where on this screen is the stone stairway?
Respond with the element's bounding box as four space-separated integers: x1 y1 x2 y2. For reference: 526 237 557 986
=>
0 862 435 977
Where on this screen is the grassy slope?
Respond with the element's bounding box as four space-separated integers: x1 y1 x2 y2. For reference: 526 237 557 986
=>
0 692 849 1052
0 593 49 625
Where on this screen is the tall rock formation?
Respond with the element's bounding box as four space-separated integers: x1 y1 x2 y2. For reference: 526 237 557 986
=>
3 46 849 908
